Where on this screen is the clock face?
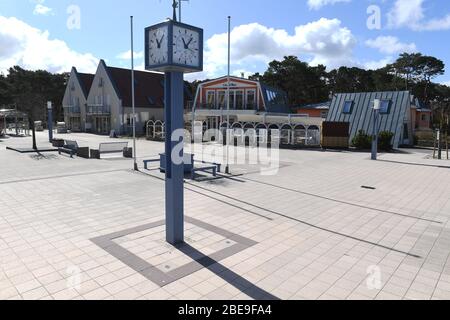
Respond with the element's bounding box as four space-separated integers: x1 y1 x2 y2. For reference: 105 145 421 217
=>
172 25 200 67
147 25 168 65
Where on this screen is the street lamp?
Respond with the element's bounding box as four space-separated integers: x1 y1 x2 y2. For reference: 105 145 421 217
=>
371 99 380 160
47 101 53 143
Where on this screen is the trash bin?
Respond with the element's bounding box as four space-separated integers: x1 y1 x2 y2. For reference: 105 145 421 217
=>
123 147 133 158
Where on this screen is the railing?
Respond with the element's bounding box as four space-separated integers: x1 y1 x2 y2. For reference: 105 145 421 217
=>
64 106 81 114
193 103 257 111
87 104 110 115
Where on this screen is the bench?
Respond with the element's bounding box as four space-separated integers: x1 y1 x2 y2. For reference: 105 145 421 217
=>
143 154 221 180
143 154 195 171
143 153 194 172
191 165 217 180
58 140 90 158
196 160 221 173
90 142 129 159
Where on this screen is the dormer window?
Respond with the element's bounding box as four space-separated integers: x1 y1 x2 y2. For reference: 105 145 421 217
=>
380 100 391 114
343 101 353 114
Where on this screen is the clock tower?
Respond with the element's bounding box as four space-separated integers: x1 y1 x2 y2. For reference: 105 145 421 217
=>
145 2 204 245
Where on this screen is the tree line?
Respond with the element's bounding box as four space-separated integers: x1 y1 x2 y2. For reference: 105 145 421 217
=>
249 52 450 107
0 66 68 122
1 52 449 124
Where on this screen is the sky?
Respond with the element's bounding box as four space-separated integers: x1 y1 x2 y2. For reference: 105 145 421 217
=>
0 0 450 85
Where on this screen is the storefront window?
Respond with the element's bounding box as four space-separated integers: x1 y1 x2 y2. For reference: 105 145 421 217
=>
206 91 215 108
235 91 244 110
246 90 256 110
217 91 226 109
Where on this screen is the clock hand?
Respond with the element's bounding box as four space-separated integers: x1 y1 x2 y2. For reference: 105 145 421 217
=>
182 37 188 49
186 37 194 47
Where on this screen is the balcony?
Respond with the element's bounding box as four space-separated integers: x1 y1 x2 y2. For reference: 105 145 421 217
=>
194 103 256 111
87 104 110 115
64 105 81 115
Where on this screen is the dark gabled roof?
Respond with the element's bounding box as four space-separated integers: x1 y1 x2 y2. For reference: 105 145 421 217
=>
72 67 94 98
78 73 94 97
105 65 165 108
327 91 411 148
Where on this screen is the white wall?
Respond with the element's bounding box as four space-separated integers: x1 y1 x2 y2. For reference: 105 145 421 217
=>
62 68 88 131
86 62 122 134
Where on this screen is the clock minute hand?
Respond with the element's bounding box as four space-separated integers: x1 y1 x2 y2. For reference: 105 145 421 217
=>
182 37 188 49
186 37 194 47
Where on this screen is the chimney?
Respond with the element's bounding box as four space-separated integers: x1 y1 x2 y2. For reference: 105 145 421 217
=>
241 72 245 79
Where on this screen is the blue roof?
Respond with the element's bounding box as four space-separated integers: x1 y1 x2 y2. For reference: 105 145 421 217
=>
260 84 290 113
327 91 412 148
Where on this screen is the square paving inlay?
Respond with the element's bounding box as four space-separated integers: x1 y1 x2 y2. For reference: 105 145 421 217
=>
91 217 257 287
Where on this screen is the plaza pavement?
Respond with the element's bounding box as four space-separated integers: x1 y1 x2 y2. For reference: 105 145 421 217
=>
1 131 450 300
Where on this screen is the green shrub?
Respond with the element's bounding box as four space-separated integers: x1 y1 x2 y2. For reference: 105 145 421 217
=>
378 131 394 151
352 130 372 149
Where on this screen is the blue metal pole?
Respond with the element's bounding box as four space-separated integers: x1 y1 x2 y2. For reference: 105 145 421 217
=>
164 71 185 245
47 102 53 142
371 108 378 160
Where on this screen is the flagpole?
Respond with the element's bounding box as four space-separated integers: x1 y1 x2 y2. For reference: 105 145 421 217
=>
225 16 231 174
131 16 138 171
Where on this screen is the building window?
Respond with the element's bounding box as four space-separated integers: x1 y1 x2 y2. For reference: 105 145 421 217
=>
343 101 353 114
217 91 226 109
320 111 328 119
380 100 391 114
246 90 256 110
206 91 215 108
235 91 244 110
229 91 235 109
421 114 428 121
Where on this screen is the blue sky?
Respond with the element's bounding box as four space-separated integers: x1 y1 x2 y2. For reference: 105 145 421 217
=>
0 0 449 85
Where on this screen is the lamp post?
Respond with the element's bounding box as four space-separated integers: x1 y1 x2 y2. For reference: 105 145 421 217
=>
47 101 53 143
371 99 380 160
225 16 231 174
131 16 138 171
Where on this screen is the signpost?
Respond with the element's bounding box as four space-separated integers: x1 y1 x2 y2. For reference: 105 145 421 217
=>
371 99 380 161
145 1 203 245
47 101 53 143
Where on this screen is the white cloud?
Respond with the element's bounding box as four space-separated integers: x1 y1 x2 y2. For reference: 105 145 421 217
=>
365 36 417 55
388 0 450 31
33 4 53 16
307 0 351 10
441 80 450 87
419 14 450 31
197 18 356 80
116 50 144 60
0 16 98 74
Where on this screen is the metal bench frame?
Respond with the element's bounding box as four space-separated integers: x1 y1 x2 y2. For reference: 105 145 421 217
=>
191 165 217 181
58 140 90 158
143 154 221 180
58 140 79 158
